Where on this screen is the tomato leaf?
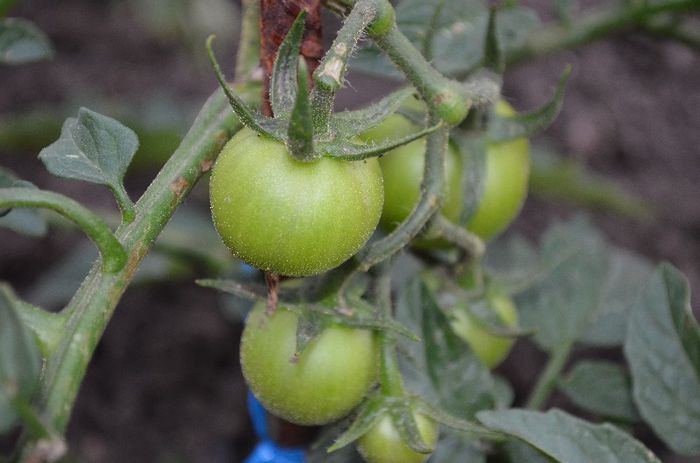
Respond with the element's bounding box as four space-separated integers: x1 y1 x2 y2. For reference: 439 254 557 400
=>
351 0 540 79
624 263 700 456
287 57 315 160
330 87 414 137
0 283 42 433
327 393 386 452
0 17 52 65
429 430 487 463
0 167 47 237
418 279 499 417
477 408 662 463
487 66 571 143
270 11 306 118
558 360 639 422
415 398 501 438
38 108 137 218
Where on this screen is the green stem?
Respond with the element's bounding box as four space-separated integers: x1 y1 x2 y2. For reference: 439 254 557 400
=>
373 260 404 397
311 0 376 134
0 188 126 273
428 214 485 262
112 183 135 224
506 0 700 65
17 88 244 460
234 0 262 82
525 342 574 410
357 120 448 270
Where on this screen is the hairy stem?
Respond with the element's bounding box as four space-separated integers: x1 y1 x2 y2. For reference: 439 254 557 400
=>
373 260 404 397
17 87 245 460
0 188 126 273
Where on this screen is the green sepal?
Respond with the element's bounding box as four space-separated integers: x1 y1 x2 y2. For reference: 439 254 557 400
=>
460 70 502 109
287 57 315 161
390 401 433 454
206 35 279 140
341 296 420 341
270 11 306 117
487 65 572 143
482 8 504 74
327 392 387 452
322 123 441 161
452 131 487 226
195 278 267 301
294 308 326 358
448 291 532 339
330 87 415 137
415 397 504 439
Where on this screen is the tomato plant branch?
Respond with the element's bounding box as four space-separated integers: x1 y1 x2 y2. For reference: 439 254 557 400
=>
373 260 405 398
507 0 700 65
0 188 126 273
428 214 485 262
16 88 245 460
525 341 574 410
357 121 449 270
234 0 261 82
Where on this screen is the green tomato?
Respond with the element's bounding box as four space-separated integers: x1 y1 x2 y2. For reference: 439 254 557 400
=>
466 101 530 240
357 411 439 463
449 292 518 368
360 100 530 243
360 115 463 237
240 302 378 426
210 128 384 277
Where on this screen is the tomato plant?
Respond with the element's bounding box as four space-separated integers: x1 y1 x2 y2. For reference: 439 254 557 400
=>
361 100 530 245
240 302 378 425
449 291 518 368
357 411 439 463
210 128 384 277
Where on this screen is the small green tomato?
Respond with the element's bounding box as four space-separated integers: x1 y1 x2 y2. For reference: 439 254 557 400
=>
450 292 518 368
357 411 439 463
240 302 378 426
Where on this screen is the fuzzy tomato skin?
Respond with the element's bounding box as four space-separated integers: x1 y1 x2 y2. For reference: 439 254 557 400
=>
450 292 518 368
210 128 384 277
357 411 439 463
240 302 378 426
466 101 530 240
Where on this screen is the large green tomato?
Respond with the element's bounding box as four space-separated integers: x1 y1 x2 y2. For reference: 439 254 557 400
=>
210 128 384 277
357 411 439 463
449 292 518 368
360 101 530 242
240 302 378 425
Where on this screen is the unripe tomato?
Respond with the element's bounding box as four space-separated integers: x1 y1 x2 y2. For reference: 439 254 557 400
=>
357 411 439 463
360 100 530 243
466 101 530 240
210 128 384 277
240 302 378 425
449 292 518 368
360 115 463 237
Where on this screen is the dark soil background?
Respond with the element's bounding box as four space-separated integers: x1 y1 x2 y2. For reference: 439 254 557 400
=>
1 0 699 462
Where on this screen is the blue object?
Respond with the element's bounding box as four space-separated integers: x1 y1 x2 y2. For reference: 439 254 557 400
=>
244 391 306 463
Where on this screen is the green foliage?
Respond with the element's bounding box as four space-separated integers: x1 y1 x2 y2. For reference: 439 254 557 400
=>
478 409 662 462
624 264 700 455
0 284 41 433
0 17 52 65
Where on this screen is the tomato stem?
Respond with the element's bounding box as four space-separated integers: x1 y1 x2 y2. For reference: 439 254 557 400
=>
525 341 574 410
373 260 405 398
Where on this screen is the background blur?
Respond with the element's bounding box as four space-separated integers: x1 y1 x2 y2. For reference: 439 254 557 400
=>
1 0 699 461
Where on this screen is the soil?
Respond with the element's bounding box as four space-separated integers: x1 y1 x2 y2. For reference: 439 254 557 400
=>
1 0 699 462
